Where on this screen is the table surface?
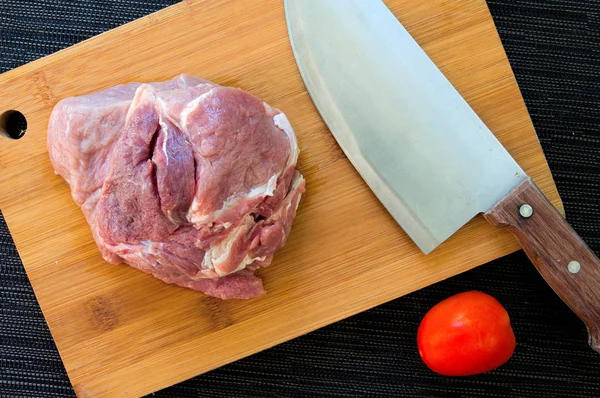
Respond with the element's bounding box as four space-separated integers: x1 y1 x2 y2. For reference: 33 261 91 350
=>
1 1 599 397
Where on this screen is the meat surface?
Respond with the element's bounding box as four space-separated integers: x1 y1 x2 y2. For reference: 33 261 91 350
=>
47 74 305 299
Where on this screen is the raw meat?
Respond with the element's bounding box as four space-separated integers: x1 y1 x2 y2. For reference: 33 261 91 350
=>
47 74 305 299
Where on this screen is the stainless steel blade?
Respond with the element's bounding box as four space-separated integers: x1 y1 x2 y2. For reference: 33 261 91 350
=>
285 0 526 254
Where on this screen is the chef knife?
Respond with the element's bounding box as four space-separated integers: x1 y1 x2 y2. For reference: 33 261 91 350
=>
284 0 600 352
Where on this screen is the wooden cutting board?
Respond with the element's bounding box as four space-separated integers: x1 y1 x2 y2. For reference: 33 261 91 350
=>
0 0 563 396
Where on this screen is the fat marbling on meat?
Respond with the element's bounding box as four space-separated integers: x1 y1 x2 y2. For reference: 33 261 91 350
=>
47 74 305 299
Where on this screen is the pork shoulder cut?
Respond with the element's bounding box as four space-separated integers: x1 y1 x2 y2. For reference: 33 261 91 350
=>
47 74 305 299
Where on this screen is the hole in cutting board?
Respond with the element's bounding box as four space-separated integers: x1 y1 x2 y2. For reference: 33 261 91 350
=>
0 110 27 140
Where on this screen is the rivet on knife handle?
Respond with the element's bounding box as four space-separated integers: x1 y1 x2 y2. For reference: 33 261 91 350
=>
485 177 600 353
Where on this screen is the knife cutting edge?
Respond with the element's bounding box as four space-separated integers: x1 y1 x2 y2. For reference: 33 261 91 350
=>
284 0 600 352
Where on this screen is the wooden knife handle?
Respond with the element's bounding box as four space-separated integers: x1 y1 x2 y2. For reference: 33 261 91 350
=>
484 178 600 353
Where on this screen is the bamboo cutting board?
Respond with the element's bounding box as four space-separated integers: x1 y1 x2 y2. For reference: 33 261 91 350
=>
0 0 563 396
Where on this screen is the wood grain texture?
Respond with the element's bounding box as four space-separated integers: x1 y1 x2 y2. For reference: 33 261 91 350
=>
485 178 600 353
0 0 563 396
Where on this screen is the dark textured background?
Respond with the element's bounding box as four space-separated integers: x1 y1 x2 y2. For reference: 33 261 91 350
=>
1 0 599 397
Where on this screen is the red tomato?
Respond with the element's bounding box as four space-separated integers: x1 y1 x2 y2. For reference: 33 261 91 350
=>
417 291 516 376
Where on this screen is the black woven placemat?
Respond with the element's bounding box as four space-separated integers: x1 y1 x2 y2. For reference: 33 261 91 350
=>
1 1 599 397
